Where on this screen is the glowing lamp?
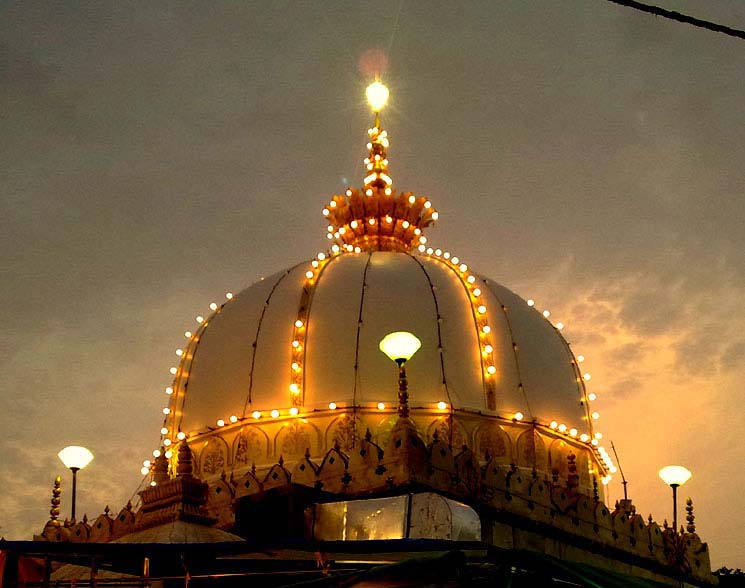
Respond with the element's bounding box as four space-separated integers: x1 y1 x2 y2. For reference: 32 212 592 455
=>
58 446 93 471
366 81 389 112
58 446 94 521
379 332 421 365
659 465 692 534
659 465 692 487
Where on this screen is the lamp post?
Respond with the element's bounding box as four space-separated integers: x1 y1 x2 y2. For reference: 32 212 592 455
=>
58 446 94 521
659 465 692 534
379 331 421 418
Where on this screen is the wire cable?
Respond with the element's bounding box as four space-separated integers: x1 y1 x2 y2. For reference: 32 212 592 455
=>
604 0 745 40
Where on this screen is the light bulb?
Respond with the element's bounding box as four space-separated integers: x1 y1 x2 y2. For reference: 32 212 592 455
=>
165 386 173 395
295 319 304 328
177 432 186 440
195 315 204 324
252 411 261 419
289 407 299 416
162 407 170 415
209 302 218 311
486 365 497 375
153 449 161 458
484 344 493 354
328 402 337 410
377 402 386 410
543 310 551 318
365 80 389 112
217 419 225 427
514 412 524 421
230 415 238 423
163 438 172 446
437 401 448 410
175 348 183 357
306 270 314 279
588 393 597 401
592 412 600 420
584 373 591 381
141 467 149 475
271 409 280 418
550 421 558 429
225 292 233 299
160 427 168 435
527 299 535 307
577 355 585 363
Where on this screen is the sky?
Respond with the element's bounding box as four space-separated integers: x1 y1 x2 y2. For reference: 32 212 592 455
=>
1 0 744 569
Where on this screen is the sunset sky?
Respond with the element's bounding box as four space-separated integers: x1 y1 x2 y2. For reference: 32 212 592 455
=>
1 0 743 569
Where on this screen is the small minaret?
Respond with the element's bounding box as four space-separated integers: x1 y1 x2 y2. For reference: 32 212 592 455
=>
686 497 696 533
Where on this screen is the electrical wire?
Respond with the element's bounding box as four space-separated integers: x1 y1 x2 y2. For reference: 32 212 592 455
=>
604 0 745 40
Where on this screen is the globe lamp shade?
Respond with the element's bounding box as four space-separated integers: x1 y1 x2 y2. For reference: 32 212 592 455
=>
658 465 692 487
366 81 389 112
58 446 94 471
379 332 421 364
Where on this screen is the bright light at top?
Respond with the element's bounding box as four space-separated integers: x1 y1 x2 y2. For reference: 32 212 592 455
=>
58 446 94 470
659 465 692 487
379 331 421 363
366 81 389 112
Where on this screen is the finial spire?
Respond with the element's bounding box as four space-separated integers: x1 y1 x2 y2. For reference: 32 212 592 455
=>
321 80 438 253
49 475 62 527
363 80 392 194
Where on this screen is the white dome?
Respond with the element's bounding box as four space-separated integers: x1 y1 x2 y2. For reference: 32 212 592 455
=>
169 251 592 438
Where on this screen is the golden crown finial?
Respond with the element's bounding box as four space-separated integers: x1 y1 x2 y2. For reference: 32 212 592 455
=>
320 81 439 252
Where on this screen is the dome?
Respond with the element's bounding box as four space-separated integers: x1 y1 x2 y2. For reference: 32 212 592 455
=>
169 251 593 439
158 81 611 486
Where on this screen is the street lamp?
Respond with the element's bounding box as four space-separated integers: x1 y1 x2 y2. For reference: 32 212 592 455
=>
58 446 94 521
659 465 692 534
379 331 421 418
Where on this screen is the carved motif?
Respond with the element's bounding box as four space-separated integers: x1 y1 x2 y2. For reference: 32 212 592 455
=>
327 415 359 451
516 428 547 470
234 428 265 465
428 417 467 449
475 423 511 461
201 439 227 476
279 422 312 460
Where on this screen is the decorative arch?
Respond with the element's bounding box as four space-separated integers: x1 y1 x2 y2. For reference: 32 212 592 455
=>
199 436 229 477
475 422 512 463
233 426 269 466
548 438 570 478
274 421 321 461
426 416 468 449
516 428 547 471
325 414 361 452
